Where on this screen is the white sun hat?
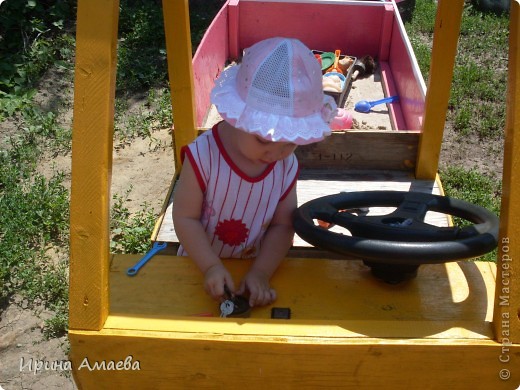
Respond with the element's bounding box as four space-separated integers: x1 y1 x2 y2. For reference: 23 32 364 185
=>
210 37 337 145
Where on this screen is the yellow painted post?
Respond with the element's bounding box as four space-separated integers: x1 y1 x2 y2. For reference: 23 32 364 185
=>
494 0 520 344
162 0 198 173
415 0 464 180
69 0 119 330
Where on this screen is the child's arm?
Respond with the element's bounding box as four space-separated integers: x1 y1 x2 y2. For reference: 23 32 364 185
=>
237 184 297 306
172 161 235 300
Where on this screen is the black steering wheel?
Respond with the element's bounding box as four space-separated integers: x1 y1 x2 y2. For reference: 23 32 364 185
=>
293 191 499 282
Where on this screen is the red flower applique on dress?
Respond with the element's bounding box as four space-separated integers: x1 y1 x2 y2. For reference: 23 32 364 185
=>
214 219 249 246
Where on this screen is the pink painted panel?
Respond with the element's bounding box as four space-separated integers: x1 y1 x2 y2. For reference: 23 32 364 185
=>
378 4 394 61
379 62 405 130
191 4 230 127
228 0 240 59
386 19 425 131
236 2 388 58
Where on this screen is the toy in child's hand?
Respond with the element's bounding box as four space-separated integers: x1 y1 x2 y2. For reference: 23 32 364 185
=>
219 300 234 317
219 285 251 318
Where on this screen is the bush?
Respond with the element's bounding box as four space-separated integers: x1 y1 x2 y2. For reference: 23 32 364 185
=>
0 0 76 95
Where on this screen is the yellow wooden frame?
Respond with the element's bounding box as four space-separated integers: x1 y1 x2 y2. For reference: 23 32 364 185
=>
415 0 464 179
68 0 519 387
162 0 198 173
69 0 119 331
494 0 520 343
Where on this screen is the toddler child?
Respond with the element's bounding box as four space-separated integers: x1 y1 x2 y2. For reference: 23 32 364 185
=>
173 37 336 307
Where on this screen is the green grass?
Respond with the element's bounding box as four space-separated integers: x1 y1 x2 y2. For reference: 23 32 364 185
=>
405 0 437 79
439 166 502 262
117 1 168 92
0 143 70 335
440 167 501 214
110 187 157 254
0 1 76 332
406 0 509 139
116 0 225 93
114 88 173 142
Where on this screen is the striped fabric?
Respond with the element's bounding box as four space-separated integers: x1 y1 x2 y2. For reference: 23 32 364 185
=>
178 124 298 258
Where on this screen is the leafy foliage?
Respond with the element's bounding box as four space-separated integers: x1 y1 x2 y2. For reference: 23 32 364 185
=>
116 0 225 92
0 0 75 99
0 147 69 309
110 188 157 254
117 0 168 92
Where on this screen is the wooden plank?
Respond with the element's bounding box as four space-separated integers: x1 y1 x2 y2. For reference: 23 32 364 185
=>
386 11 427 131
68 0 119 331
295 130 419 170
494 0 520 344
415 0 464 179
154 170 444 244
162 0 198 172
378 3 394 61
379 62 405 130
69 330 518 389
237 0 387 58
108 255 495 333
228 0 240 59
192 3 229 126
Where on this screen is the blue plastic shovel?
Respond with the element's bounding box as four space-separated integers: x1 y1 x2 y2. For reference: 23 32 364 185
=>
354 95 399 113
127 241 168 276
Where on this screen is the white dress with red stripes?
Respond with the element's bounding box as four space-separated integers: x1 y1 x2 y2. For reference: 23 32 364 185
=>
177 124 299 259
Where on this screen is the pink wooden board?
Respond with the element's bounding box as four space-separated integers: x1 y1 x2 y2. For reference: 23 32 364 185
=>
235 1 388 58
192 5 229 126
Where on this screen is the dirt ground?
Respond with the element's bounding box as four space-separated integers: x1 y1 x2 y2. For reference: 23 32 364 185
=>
0 63 504 389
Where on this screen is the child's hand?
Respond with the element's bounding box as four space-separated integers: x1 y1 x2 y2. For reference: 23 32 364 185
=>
204 263 235 301
237 269 277 307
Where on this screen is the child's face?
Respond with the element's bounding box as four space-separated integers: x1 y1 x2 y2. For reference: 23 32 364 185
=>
238 131 297 165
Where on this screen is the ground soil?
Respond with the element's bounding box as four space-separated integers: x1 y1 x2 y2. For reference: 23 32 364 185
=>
0 63 504 389
440 122 504 181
